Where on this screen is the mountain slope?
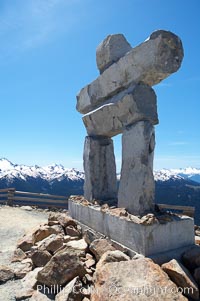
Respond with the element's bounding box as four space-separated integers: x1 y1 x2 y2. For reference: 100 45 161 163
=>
155 176 200 224
0 158 200 223
0 158 84 196
154 167 200 183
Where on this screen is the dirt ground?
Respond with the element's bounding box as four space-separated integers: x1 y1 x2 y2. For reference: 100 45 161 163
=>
0 205 49 301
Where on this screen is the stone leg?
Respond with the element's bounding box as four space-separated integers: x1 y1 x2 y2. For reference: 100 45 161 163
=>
83 136 117 202
118 121 155 215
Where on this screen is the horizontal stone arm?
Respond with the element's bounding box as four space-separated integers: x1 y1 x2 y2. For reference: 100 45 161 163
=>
77 30 183 114
83 84 158 138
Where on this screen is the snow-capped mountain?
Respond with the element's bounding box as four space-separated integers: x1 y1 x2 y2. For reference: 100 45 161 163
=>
1 158 200 223
154 168 200 183
1 158 200 185
0 158 84 183
0 158 85 196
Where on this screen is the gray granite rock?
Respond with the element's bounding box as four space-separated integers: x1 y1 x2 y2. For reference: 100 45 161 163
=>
83 83 158 137
55 276 82 301
118 121 155 215
37 247 86 287
77 30 183 114
96 33 131 74
0 265 14 283
92 257 187 300
83 136 117 202
162 259 199 300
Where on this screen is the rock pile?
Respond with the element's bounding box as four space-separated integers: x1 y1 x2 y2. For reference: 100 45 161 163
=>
1 211 200 300
76 30 184 216
69 195 180 226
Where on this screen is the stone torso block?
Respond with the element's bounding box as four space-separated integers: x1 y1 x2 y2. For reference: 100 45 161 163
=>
77 30 183 114
83 83 158 138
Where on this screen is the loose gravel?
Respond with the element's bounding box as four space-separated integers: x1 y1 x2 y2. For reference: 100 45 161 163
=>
0 205 49 301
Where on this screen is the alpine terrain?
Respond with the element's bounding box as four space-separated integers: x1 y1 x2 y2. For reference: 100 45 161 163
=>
0 158 200 223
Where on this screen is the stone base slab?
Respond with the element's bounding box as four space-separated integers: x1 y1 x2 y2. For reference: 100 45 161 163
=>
73 220 196 265
69 200 195 257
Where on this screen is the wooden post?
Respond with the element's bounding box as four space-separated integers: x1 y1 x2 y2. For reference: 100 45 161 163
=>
7 188 15 206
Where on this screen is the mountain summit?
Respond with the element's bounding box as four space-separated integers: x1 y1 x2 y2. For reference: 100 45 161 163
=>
0 158 200 184
0 158 84 182
0 158 84 196
0 158 200 223
154 168 200 183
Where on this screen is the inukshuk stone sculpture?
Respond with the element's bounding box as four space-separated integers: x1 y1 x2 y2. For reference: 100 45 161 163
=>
76 30 183 216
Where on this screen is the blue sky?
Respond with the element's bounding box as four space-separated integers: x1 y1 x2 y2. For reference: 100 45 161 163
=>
0 0 199 171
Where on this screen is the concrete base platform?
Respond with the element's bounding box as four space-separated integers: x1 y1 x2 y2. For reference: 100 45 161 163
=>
69 200 195 257
149 245 196 265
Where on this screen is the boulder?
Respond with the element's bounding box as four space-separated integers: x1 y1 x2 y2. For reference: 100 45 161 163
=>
50 224 65 235
118 120 155 215
109 207 128 217
66 239 88 251
91 257 187 300
14 258 33 279
32 225 61 244
55 276 82 301
36 234 63 253
96 250 130 270
31 250 52 267
21 267 43 290
85 258 96 269
81 285 92 299
29 291 52 300
37 247 86 287
85 268 93 275
63 235 79 243
96 33 131 74
83 273 93 284
83 84 158 138
86 253 94 260
11 248 27 262
83 229 102 245
0 265 14 283
89 239 116 261
17 233 33 252
162 259 199 300
140 213 159 225
83 136 117 201
77 30 184 114
15 266 42 299
48 212 77 228
65 225 81 237
15 288 34 300
52 244 67 255
182 246 200 270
